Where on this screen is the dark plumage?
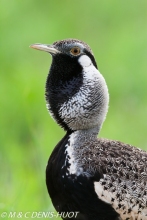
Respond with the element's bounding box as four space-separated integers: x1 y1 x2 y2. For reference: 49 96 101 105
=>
30 39 147 220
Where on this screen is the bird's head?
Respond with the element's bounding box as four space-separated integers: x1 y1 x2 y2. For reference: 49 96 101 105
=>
30 39 109 133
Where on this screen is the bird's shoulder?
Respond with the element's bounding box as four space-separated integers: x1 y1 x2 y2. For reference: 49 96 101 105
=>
79 138 147 175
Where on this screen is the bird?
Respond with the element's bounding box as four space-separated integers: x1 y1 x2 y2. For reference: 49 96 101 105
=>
30 39 147 220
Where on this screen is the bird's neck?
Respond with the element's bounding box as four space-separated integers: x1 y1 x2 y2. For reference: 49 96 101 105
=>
61 126 99 176
46 55 109 132
70 126 100 146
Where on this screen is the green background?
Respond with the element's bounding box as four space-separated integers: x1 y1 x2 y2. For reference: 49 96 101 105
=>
0 1 147 219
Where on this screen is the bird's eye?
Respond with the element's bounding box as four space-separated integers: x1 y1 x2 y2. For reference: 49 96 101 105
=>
70 47 81 56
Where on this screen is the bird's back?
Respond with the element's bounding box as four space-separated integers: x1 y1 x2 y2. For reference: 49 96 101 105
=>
78 138 147 220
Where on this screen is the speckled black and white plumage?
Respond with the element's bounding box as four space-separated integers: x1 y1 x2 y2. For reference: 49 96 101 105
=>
64 132 147 219
30 39 147 220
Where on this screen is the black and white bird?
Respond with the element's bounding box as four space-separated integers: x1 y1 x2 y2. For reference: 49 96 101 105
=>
30 39 147 220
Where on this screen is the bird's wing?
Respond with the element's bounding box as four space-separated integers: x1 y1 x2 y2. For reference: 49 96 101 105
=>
84 138 147 220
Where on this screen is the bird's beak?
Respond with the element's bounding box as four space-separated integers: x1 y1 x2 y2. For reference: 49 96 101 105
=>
30 43 60 55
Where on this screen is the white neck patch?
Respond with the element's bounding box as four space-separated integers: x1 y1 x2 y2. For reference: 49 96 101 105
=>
78 54 92 67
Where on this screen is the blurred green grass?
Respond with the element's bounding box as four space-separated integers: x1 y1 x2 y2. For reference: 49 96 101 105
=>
0 0 147 219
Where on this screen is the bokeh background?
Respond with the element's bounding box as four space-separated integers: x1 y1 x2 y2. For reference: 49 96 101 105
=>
0 1 147 219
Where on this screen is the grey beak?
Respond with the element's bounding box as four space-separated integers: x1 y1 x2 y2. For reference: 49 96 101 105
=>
30 43 60 54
